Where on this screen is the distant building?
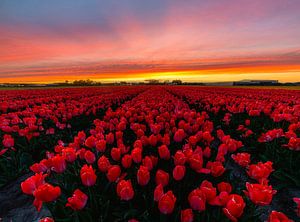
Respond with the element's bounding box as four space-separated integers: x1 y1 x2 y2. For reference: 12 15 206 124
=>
233 80 279 86
205 82 234 86
171 80 182 85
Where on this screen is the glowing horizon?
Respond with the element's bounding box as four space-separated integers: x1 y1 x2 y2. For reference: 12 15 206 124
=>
1 0 300 83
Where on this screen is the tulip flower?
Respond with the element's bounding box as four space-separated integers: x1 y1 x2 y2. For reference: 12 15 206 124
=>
122 154 133 169
2 134 14 148
66 189 88 210
181 208 194 222
39 217 54 222
244 182 276 206
247 161 273 184
155 169 169 187
174 129 185 142
116 180 134 201
173 150 186 166
96 139 106 152
84 150 96 164
217 182 232 194
189 153 203 173
80 165 97 187
50 155 66 174
137 166 150 186
223 194 245 222
111 147 122 161
207 161 225 177
188 188 206 211
267 211 293 222
200 180 217 203
158 145 170 160
21 173 47 195
142 156 153 171
33 183 61 211
231 153 251 167
131 147 142 163
30 162 48 174
62 147 77 163
154 184 164 201
173 165 186 181
293 197 300 217
107 165 121 182
158 191 176 214
97 155 111 172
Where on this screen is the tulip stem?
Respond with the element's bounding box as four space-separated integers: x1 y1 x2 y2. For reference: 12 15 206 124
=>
159 213 167 222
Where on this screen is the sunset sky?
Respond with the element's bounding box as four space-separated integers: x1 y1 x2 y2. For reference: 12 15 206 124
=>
0 0 300 83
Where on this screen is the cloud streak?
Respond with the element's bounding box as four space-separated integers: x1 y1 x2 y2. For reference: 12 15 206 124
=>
0 0 299 82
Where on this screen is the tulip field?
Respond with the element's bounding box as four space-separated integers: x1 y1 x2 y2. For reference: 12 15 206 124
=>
1 86 300 222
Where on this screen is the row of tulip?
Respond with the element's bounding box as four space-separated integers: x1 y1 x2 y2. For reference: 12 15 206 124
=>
0 86 146 185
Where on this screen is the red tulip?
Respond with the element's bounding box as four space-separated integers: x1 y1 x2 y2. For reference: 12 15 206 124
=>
244 182 276 206
107 165 121 182
122 154 132 169
173 165 186 181
77 131 86 144
96 139 106 152
174 129 185 142
188 188 206 211
142 156 153 171
231 153 251 167
173 150 186 166
2 134 14 148
111 147 121 161
84 150 96 164
202 131 214 143
203 147 211 159
85 135 97 148
66 189 88 210
97 155 111 172
116 180 134 201
189 153 203 173
33 183 61 211
39 217 54 222
77 148 87 160
158 191 176 214
188 135 198 146
287 137 300 151
21 173 47 195
158 145 170 160
50 155 66 174
30 162 48 174
223 194 245 222
181 208 194 222
217 182 232 194
128 219 139 222
154 184 164 201
80 165 97 187
267 211 293 222
293 197 300 217
247 161 273 183
131 147 142 163
106 132 115 144
62 147 77 163
155 169 169 187
200 180 217 203
150 155 158 167
137 166 150 186
207 161 225 177
148 134 158 147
